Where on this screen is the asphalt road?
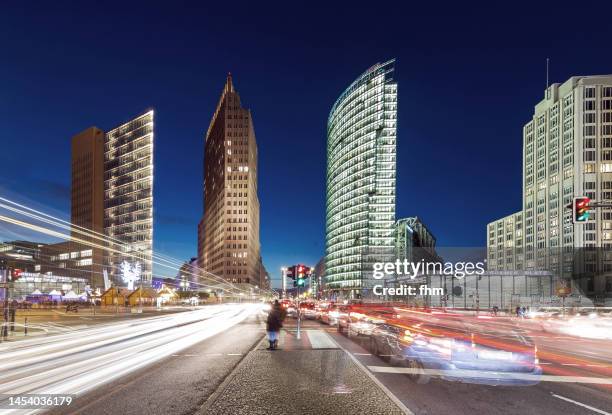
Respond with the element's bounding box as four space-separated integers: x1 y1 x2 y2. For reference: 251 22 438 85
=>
2 307 610 415
2 306 192 339
0 304 263 415
51 309 265 415
323 320 612 415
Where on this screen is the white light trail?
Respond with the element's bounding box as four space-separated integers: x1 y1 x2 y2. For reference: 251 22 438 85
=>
0 304 260 414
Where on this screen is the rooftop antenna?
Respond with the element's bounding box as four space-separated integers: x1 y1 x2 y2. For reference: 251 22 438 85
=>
546 58 550 99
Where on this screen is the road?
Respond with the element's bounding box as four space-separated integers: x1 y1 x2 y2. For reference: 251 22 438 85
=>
0 304 264 415
0 305 611 415
306 314 612 415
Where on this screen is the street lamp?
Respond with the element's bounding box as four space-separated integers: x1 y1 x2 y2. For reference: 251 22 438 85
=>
281 267 287 299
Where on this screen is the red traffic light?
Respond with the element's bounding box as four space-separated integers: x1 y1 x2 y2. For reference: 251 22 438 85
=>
10 268 23 281
573 197 591 223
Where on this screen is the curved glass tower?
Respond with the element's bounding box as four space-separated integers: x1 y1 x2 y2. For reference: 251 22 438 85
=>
325 60 398 298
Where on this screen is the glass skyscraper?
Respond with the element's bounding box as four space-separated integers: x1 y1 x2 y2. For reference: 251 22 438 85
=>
324 60 398 298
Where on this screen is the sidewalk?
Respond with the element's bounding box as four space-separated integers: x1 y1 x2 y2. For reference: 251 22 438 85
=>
198 328 408 415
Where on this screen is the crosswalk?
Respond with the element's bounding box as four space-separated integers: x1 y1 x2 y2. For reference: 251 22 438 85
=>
262 329 339 351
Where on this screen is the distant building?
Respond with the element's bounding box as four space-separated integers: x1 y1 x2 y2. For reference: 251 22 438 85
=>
313 257 325 298
258 258 270 289
177 257 199 291
0 241 44 273
198 74 261 289
395 217 441 264
487 212 523 272
324 60 398 299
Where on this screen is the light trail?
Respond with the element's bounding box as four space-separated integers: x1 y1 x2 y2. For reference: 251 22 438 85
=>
0 304 260 414
0 196 277 296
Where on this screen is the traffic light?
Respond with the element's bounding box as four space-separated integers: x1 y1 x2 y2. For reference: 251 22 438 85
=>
573 197 591 223
288 264 312 287
9 268 23 282
285 266 295 279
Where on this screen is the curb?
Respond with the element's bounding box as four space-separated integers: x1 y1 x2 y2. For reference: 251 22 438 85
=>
196 329 266 414
329 334 415 415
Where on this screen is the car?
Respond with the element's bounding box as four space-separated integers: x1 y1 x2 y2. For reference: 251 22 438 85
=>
315 303 331 320
346 307 395 338
368 309 542 386
321 304 349 327
300 302 317 319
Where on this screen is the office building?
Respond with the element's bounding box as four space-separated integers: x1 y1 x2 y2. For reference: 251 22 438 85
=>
487 75 612 302
104 110 155 287
487 211 524 272
324 60 398 298
197 74 261 289
70 126 105 287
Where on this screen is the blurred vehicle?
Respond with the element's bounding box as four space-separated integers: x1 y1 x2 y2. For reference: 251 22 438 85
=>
541 311 612 340
368 309 542 386
315 302 331 320
321 304 349 327
346 308 392 337
300 302 316 319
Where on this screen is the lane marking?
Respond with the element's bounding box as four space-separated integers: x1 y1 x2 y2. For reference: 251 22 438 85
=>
551 393 612 415
330 339 413 415
354 353 372 356
305 330 338 349
367 366 612 384
227 353 242 356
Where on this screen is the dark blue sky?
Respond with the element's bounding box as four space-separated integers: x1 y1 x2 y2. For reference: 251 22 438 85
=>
2 2 612 286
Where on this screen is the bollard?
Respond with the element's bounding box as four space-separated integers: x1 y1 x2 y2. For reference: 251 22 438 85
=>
24 317 28 336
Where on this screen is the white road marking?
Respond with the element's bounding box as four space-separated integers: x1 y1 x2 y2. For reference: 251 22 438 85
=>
306 330 338 349
367 366 612 384
354 353 372 356
227 353 242 356
551 393 612 415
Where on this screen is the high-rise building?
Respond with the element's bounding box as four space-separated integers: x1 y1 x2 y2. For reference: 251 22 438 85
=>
104 110 155 286
70 126 105 287
198 74 261 289
487 75 612 301
324 60 398 298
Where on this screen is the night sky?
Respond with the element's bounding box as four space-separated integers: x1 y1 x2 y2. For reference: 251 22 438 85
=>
2 2 612 286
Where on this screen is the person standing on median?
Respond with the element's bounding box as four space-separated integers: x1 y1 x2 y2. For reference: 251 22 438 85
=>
266 300 283 350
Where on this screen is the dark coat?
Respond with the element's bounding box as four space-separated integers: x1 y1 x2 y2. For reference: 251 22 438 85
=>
266 307 282 332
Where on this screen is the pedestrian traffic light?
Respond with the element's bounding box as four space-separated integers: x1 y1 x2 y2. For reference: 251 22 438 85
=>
573 197 591 223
